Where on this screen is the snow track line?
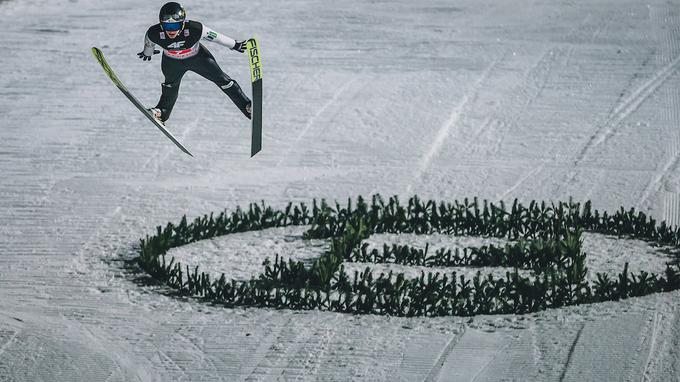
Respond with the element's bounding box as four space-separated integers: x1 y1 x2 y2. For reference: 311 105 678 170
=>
140 114 201 175
157 348 188 379
558 322 585 382
636 61 680 211
70 204 122 284
173 328 220 377
574 54 680 167
245 315 313 380
467 118 504 157
641 311 664 382
295 327 336 381
562 53 680 200
496 164 545 201
638 147 680 210
459 45 560 200
529 322 542 375
668 308 680 378
276 77 359 168
423 323 466 382
0 330 18 358
408 55 501 193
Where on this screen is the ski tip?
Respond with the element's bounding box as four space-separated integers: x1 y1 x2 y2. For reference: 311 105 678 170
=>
91 47 104 60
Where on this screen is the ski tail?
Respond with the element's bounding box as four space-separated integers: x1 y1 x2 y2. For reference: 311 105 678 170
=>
246 38 262 157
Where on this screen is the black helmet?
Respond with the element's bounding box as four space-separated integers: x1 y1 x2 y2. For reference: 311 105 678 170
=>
159 2 186 23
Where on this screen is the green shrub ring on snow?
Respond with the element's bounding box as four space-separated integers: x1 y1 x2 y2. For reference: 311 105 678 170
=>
137 195 680 316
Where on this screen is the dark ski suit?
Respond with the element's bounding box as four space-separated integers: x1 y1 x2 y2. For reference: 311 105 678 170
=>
142 20 251 121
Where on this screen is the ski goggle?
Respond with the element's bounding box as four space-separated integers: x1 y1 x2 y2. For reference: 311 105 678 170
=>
162 21 183 31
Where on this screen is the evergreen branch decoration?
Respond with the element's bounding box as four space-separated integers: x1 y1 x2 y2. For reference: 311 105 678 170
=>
136 196 680 316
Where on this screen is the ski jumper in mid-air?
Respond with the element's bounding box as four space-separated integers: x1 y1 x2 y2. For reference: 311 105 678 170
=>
138 2 251 123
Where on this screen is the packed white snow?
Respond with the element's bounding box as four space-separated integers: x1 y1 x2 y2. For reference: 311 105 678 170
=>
2 0 680 380
165 226 329 281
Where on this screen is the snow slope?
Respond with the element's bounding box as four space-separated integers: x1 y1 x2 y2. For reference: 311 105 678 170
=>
1 0 680 380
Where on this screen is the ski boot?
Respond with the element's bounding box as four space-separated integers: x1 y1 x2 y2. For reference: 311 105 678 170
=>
147 107 164 124
245 103 252 119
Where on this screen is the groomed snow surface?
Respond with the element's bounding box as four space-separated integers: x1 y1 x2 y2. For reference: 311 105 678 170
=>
1 0 680 380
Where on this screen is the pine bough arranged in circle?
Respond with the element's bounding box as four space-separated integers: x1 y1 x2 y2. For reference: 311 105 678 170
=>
137 195 680 316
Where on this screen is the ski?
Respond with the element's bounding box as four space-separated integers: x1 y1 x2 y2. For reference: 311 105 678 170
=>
90 47 194 157
246 38 263 157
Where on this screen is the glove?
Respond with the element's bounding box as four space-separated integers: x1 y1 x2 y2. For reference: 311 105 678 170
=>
232 40 247 53
137 50 160 61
